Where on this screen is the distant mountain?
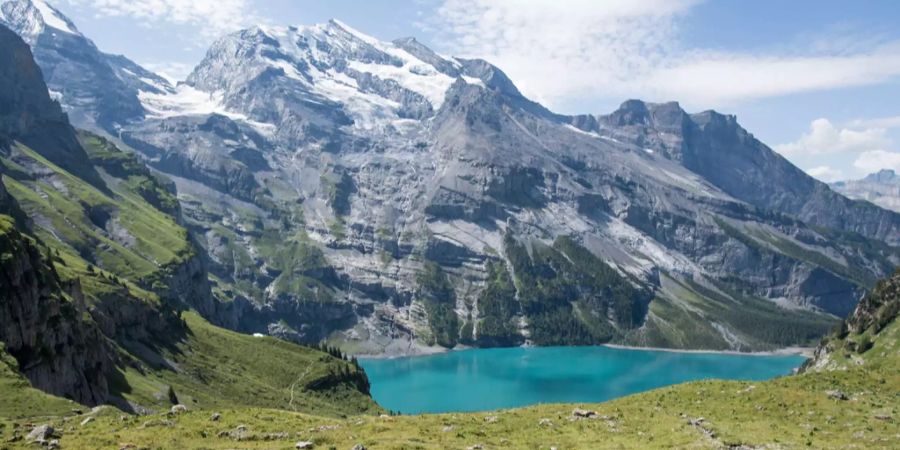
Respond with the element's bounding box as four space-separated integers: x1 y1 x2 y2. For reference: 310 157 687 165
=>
832 169 900 213
0 0 173 130
4 4 900 354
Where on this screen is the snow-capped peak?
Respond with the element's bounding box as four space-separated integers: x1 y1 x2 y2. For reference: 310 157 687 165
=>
0 0 80 42
183 20 485 132
327 18 381 47
31 0 78 34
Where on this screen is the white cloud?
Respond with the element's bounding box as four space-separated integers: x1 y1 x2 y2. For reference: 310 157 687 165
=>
428 0 900 112
805 165 845 183
643 52 900 107
62 0 259 39
847 115 900 129
774 118 890 157
854 150 900 174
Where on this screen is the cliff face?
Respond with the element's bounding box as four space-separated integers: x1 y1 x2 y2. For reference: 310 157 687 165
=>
0 23 103 188
0 213 111 405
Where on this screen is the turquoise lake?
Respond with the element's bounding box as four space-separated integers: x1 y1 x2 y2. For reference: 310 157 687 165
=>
359 346 806 414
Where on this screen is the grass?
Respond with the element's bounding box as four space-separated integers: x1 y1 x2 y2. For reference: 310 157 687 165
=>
2 142 191 286
3 357 896 449
106 312 380 418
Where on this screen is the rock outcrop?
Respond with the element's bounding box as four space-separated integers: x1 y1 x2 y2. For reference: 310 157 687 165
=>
0 213 111 405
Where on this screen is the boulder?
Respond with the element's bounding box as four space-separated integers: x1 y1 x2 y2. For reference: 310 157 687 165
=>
26 425 56 444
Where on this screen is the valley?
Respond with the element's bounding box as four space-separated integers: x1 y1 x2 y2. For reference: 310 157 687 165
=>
0 1 898 448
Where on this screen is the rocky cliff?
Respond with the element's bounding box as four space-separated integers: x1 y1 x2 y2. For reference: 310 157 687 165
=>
0 209 111 405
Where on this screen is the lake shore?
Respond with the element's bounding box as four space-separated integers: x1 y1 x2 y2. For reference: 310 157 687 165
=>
358 343 814 360
600 343 815 358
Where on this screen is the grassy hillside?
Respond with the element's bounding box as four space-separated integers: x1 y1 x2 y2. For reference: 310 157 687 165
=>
1 138 192 287
2 355 895 449
107 311 379 417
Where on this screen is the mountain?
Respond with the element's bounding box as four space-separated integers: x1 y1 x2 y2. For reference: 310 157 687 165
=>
4 5 900 355
832 169 900 213
0 21 377 415
120 20 896 353
0 0 173 130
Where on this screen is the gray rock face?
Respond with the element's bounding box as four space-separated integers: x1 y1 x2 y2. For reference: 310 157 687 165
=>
832 170 900 213
9 12 899 353
0 210 111 405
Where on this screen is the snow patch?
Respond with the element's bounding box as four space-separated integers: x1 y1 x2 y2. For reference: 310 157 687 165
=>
32 0 77 34
139 85 276 134
461 75 485 87
347 58 454 109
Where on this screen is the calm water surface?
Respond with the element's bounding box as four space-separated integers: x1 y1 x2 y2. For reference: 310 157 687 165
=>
359 346 806 414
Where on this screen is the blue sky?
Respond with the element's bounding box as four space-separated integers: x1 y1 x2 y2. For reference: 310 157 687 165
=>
54 0 900 181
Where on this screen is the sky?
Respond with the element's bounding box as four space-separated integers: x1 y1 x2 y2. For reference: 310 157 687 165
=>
53 0 900 182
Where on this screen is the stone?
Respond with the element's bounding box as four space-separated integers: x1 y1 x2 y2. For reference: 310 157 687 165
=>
170 404 188 414
80 417 94 426
296 441 314 449
210 412 221 422
26 425 55 443
484 415 498 423
826 390 848 400
572 408 597 418
351 445 367 450
539 418 553 427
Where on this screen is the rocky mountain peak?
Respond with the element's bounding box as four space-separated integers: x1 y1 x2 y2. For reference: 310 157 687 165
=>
0 0 80 44
865 169 899 183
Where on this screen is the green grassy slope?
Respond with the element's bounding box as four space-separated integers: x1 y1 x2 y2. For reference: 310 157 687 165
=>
1 139 192 286
3 357 895 449
108 311 379 417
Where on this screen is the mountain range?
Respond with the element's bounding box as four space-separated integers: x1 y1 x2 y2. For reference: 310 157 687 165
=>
1 0 898 359
832 169 900 213
0 2 899 448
